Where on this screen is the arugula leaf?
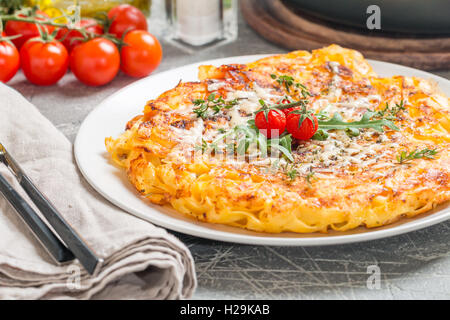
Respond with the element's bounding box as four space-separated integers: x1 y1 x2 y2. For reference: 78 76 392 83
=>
279 134 293 152
197 122 295 162
313 111 399 139
234 124 256 155
312 129 329 141
318 111 399 131
316 108 330 120
268 134 294 162
257 132 268 157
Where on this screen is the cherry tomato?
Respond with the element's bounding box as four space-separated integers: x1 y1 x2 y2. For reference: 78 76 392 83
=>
0 34 20 83
70 38 120 86
286 113 318 140
56 18 103 52
20 39 68 86
120 30 162 78
107 4 148 38
5 10 54 50
255 110 286 138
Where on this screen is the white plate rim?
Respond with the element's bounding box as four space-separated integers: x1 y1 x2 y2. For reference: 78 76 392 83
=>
74 54 450 246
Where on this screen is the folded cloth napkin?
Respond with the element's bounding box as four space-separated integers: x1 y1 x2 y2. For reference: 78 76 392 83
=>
0 83 196 299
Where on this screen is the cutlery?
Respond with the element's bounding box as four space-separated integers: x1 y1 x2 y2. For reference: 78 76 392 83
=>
0 143 103 275
0 173 74 263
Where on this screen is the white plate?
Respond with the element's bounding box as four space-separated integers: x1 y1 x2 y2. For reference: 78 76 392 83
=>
74 55 450 246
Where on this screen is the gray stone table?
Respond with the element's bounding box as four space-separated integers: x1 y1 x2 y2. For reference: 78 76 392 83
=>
8 6 450 299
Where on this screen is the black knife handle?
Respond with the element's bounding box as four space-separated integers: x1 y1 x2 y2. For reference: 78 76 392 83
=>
19 175 102 275
0 174 74 263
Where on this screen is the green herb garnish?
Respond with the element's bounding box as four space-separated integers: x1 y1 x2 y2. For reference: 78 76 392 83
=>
373 100 406 120
268 133 294 162
283 164 299 181
271 74 294 92
396 148 438 164
192 93 238 119
196 120 295 162
295 82 312 99
194 139 208 153
370 100 406 120
270 74 311 98
312 110 399 140
305 171 316 186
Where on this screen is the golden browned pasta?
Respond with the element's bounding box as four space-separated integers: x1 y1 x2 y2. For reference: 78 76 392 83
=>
106 45 450 233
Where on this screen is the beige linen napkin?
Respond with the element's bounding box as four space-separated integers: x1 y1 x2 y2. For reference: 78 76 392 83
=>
0 83 196 299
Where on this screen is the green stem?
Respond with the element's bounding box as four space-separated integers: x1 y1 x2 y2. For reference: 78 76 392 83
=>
0 14 97 39
271 100 306 110
317 119 390 130
0 14 124 46
0 14 68 28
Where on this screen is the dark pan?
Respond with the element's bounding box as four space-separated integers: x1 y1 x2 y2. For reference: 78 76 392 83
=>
285 0 450 35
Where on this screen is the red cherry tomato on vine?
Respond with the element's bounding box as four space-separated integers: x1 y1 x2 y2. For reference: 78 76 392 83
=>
255 110 286 138
282 107 300 117
120 30 162 78
70 38 120 86
20 39 68 86
5 10 54 50
107 4 148 39
56 18 103 52
286 113 318 140
277 99 300 117
0 35 20 83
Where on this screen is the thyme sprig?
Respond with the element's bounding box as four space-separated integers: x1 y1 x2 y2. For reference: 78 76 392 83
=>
282 165 316 185
282 163 298 181
270 74 312 98
271 74 294 92
396 148 438 164
305 171 316 186
192 93 238 119
194 139 208 153
370 100 406 120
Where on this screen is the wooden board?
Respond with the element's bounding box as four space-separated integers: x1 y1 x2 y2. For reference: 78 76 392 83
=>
240 0 450 70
